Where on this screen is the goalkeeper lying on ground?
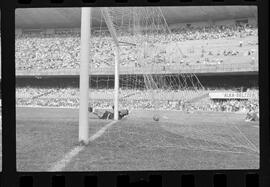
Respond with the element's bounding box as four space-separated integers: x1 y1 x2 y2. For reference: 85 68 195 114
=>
88 105 129 120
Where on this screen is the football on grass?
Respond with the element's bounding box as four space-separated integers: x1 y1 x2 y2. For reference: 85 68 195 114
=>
153 115 160 121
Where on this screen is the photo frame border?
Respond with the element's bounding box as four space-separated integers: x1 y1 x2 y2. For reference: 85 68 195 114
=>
0 0 269 186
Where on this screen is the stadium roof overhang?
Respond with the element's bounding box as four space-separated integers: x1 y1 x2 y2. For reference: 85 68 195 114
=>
15 6 257 29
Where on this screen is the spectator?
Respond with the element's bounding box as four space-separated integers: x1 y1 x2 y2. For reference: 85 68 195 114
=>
15 23 258 72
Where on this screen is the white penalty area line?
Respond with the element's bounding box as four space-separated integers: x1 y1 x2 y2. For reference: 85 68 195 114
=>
48 120 117 172
88 120 117 141
48 146 84 172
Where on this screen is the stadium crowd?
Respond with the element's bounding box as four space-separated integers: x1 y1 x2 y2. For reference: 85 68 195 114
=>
15 23 259 120
170 24 257 41
15 24 257 71
16 87 259 116
190 99 259 113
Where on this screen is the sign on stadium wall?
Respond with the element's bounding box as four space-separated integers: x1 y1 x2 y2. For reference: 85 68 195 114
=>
209 92 257 100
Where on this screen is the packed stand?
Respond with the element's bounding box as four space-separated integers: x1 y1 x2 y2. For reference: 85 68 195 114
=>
170 24 257 41
15 24 258 72
16 87 259 117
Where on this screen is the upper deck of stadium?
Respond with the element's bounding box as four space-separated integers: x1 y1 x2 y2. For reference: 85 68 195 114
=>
15 6 257 29
0 6 259 78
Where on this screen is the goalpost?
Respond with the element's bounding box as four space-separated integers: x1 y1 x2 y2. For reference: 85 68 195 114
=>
101 8 121 121
79 8 91 144
79 7 121 144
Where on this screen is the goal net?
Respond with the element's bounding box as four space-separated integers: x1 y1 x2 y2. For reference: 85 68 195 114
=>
84 7 259 157
88 7 205 114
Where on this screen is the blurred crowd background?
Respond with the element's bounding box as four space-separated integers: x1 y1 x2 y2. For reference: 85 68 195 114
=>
15 24 257 71
12 23 259 118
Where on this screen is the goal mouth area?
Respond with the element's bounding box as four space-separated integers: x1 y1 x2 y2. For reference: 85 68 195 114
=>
106 110 260 155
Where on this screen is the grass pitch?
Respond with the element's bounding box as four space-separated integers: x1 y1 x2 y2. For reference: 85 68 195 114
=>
16 107 259 171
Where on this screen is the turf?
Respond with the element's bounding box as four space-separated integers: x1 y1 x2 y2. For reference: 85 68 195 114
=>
16 107 259 171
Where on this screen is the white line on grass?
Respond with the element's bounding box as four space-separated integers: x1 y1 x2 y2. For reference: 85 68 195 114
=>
88 121 117 141
48 120 117 171
48 146 84 172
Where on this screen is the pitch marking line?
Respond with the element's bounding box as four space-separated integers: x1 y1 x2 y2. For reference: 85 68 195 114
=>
88 121 117 141
48 120 117 171
48 146 84 172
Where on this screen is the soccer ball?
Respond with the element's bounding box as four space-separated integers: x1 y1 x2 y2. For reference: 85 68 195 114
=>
153 115 160 121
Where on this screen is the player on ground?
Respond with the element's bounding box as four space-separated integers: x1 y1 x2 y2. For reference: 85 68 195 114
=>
88 105 129 120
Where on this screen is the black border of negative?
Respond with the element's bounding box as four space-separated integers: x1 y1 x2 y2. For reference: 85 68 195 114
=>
0 0 269 187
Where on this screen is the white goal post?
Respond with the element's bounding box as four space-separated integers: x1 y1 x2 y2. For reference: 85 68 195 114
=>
79 7 120 144
79 7 91 144
101 7 120 121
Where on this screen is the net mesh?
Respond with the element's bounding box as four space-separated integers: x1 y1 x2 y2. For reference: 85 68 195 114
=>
86 7 259 157
89 7 205 112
